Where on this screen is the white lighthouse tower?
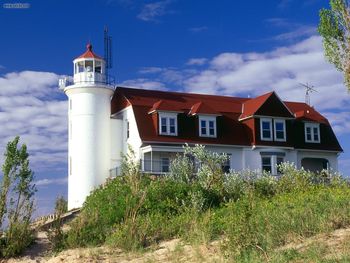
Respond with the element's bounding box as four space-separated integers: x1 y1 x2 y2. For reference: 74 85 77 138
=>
60 44 114 210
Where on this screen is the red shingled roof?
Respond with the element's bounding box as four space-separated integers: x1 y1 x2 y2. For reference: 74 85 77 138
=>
111 87 342 152
240 91 295 119
285 101 329 124
189 102 221 116
75 43 102 60
148 100 184 113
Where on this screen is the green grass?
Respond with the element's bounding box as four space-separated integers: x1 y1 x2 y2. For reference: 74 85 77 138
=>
63 156 350 262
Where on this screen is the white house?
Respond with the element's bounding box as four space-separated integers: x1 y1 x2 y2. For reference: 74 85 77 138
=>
60 44 343 210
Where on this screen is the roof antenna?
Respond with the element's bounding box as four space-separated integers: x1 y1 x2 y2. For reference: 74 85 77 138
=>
300 82 317 106
104 26 113 83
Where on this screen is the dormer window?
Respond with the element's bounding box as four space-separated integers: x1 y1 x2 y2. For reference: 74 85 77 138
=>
305 123 320 143
199 116 216 137
260 118 272 141
159 112 177 136
274 119 286 141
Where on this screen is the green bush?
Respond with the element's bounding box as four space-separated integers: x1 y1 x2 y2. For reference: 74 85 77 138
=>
0 221 34 258
66 178 131 247
64 144 350 260
223 186 350 260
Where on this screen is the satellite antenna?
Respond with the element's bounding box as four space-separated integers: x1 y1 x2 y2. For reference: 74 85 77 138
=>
300 82 317 105
104 26 113 83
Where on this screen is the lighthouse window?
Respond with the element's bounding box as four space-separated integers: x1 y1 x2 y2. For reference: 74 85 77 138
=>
95 61 102 73
77 61 84 73
85 61 93 72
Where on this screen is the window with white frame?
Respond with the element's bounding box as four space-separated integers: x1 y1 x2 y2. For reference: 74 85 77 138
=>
274 119 286 141
260 118 272 141
199 116 217 137
262 156 272 173
161 157 170 173
159 112 178 136
305 123 320 143
261 154 285 175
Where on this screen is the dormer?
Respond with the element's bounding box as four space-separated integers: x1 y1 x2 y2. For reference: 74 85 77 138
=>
73 43 106 85
189 102 221 138
148 100 182 136
239 92 294 144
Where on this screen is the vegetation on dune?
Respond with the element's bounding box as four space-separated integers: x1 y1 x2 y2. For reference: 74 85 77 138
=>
0 136 37 258
63 144 349 262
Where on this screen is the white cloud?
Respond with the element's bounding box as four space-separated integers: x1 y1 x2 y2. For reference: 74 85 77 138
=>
35 177 67 187
129 35 350 137
183 36 350 118
186 58 208 66
119 78 166 90
137 0 173 22
0 71 67 173
273 26 316 41
139 67 164 74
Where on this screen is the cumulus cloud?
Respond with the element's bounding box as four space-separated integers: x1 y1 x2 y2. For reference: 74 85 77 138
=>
0 71 67 173
137 0 173 22
128 35 350 138
184 36 349 115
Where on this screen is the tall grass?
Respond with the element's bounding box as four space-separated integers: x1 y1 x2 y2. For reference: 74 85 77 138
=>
64 146 349 262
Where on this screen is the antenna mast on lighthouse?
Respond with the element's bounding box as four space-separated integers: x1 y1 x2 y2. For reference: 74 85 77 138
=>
300 83 317 106
104 26 113 83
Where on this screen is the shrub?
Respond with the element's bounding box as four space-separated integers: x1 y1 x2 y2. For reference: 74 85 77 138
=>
223 186 350 260
0 136 36 258
0 221 34 257
66 177 131 247
47 196 69 253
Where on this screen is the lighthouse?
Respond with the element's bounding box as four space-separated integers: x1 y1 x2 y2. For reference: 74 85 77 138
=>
60 44 114 210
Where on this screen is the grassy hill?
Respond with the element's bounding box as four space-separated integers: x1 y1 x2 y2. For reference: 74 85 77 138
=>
5 145 350 262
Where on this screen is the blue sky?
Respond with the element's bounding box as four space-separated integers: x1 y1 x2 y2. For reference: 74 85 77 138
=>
0 0 349 216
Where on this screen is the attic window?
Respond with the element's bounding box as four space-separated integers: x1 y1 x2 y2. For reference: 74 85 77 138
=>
199 116 216 137
274 119 286 141
305 123 320 143
260 118 272 141
159 112 177 136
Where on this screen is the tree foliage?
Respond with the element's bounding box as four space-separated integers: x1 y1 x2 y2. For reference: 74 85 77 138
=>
0 136 36 257
318 0 350 90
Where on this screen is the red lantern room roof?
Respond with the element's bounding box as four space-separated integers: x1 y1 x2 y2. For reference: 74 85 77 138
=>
75 43 103 60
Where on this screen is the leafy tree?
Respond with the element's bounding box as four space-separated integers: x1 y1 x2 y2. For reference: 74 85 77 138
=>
0 136 37 257
318 0 350 90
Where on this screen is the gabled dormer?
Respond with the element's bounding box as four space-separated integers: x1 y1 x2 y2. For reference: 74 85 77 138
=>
148 100 182 136
239 91 295 145
239 91 295 120
189 102 221 138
